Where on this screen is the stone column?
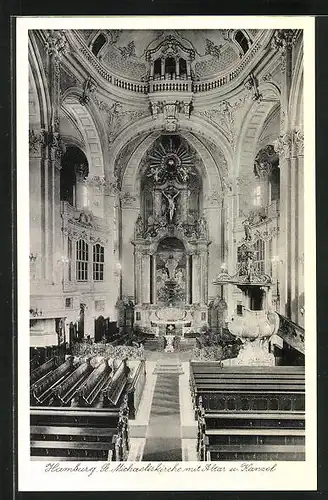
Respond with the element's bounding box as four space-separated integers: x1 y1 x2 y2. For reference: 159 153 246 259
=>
186 59 191 78
152 254 157 304
44 30 68 285
180 188 188 221
134 247 142 305
154 189 162 217
192 252 200 304
271 29 296 318
29 129 47 282
199 246 208 305
185 254 191 304
175 58 180 78
293 129 304 325
142 251 151 304
150 59 154 79
161 58 165 79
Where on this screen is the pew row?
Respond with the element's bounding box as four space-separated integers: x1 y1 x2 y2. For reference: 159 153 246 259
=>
190 363 305 414
196 404 305 461
30 396 130 461
190 363 305 461
30 356 75 405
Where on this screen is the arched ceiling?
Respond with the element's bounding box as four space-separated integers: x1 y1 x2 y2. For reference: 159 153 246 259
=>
77 29 262 82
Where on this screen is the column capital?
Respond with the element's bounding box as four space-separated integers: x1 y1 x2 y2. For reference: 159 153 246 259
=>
29 129 47 158
271 30 298 52
274 132 292 160
45 30 68 59
293 128 304 157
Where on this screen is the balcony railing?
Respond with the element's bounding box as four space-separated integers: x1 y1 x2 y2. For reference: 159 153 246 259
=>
149 78 192 93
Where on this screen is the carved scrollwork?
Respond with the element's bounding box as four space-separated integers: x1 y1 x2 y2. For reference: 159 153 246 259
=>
293 129 304 157
29 129 47 157
120 190 137 208
271 30 298 52
45 30 68 58
79 76 97 106
274 132 292 160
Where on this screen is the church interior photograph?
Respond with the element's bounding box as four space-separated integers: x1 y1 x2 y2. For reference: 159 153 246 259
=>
28 28 305 462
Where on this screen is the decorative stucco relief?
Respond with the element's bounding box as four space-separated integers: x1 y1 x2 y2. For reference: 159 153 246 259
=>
92 94 149 145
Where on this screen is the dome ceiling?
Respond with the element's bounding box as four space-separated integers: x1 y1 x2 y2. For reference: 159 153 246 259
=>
77 29 261 82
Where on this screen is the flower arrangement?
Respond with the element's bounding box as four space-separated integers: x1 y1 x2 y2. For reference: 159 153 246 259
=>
72 342 145 360
194 327 242 360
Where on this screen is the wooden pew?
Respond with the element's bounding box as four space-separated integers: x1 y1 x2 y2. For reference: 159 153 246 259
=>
78 359 112 407
190 363 305 414
30 357 75 405
191 363 305 461
30 357 58 386
52 358 94 406
103 359 130 407
197 403 305 461
124 360 147 419
30 395 130 461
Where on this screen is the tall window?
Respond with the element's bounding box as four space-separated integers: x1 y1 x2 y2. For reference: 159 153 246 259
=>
253 185 262 206
76 240 89 281
91 33 106 57
253 239 265 274
235 31 249 54
68 237 72 281
93 244 104 281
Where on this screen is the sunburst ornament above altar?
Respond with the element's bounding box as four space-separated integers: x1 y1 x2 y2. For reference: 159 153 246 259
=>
146 137 196 184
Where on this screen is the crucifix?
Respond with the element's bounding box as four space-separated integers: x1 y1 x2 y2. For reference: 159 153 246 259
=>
163 187 180 222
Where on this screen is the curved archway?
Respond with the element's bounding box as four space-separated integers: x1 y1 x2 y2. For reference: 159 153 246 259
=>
61 90 106 178
109 113 234 183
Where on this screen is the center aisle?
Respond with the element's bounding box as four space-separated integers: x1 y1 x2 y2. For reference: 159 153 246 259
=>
142 355 183 461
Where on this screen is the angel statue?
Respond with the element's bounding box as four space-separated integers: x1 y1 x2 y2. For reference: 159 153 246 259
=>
163 188 180 222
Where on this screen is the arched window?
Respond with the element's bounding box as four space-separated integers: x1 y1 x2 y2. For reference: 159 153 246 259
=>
76 240 89 281
179 58 187 76
154 58 161 78
93 244 104 281
61 146 88 208
91 33 106 57
235 31 249 54
253 239 265 274
253 185 262 206
165 57 176 77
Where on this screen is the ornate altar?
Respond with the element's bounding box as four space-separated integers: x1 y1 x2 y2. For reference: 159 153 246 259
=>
132 136 210 336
